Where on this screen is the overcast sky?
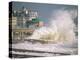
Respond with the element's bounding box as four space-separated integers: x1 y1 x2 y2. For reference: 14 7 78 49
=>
12 1 78 25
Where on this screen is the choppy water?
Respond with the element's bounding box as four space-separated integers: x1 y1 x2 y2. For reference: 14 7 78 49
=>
28 9 78 44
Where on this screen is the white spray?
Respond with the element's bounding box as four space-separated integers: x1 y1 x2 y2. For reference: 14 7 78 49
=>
28 9 77 44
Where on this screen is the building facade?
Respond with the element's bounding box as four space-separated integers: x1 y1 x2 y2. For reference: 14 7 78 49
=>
10 8 44 40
